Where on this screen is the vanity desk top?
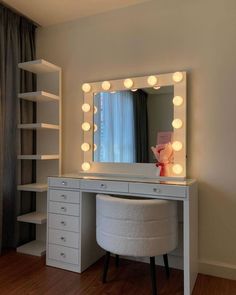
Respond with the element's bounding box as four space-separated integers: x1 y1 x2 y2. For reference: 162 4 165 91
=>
48 173 196 201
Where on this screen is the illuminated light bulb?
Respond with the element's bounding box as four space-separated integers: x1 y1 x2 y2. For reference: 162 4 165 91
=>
111 91 116 94
82 122 91 131
172 164 183 175
82 103 91 112
124 78 133 89
82 162 91 171
94 144 97 151
172 141 183 152
94 124 98 132
172 118 183 129
102 81 111 91
94 106 98 114
81 143 90 152
147 75 158 86
172 72 183 83
131 89 138 92
153 86 161 90
173 96 183 106
82 83 91 93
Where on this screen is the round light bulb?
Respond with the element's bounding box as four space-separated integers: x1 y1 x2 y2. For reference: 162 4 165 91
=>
94 106 98 114
124 78 133 89
82 122 91 131
173 96 183 106
172 141 183 152
102 81 111 91
82 83 91 93
172 119 183 129
131 89 138 92
94 144 97 151
82 162 91 171
172 164 183 175
81 143 90 152
94 124 98 132
172 72 183 83
82 103 91 112
147 75 158 86
153 86 161 90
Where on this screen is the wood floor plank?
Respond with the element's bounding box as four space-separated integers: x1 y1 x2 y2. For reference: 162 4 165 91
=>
0 250 235 294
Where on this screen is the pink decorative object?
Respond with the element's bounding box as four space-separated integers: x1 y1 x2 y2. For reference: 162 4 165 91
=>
151 143 173 177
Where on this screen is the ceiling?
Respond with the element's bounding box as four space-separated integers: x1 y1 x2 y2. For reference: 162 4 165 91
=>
2 0 150 27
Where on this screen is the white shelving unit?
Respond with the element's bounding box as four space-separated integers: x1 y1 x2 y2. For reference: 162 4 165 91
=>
17 59 62 256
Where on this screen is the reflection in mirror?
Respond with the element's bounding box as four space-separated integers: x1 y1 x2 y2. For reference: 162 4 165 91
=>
93 86 174 163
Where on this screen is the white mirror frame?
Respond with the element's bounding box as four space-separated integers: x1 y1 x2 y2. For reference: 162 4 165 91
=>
81 71 187 180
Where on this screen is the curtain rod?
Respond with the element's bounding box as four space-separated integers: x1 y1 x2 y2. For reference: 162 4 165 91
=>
0 1 41 27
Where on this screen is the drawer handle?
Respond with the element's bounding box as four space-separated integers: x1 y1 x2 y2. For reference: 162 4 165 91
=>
61 194 67 199
61 207 67 212
60 252 66 258
153 188 161 193
60 221 66 226
100 183 107 189
60 236 66 242
61 181 67 186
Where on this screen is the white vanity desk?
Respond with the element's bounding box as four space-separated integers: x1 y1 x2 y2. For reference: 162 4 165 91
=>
46 173 198 295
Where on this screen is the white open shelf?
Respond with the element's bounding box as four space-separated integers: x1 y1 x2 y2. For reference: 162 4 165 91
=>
18 59 61 74
18 91 59 102
17 183 48 192
17 240 46 256
18 154 59 160
18 123 60 130
17 212 47 224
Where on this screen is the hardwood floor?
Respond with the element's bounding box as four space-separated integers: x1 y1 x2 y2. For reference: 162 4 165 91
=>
0 251 235 295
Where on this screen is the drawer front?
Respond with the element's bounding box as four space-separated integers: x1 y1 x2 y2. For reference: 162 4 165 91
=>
48 244 79 265
48 213 79 232
49 189 80 204
48 177 80 189
80 180 128 193
49 201 80 216
129 183 186 198
49 229 79 248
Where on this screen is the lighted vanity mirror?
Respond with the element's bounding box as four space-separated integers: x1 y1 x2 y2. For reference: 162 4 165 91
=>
81 72 187 179
93 86 174 164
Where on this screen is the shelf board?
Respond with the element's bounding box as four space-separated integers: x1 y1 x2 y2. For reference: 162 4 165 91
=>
17 183 48 192
18 123 60 130
18 59 61 74
18 91 59 102
17 212 47 224
17 240 46 256
18 155 59 160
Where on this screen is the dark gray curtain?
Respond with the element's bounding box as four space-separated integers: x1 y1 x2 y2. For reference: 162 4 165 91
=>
0 4 36 250
133 90 149 163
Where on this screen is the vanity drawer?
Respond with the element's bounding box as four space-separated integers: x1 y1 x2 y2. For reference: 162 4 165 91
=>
49 229 79 248
129 183 186 198
48 177 80 189
49 189 80 204
80 180 128 193
48 244 79 265
49 201 80 216
48 213 80 232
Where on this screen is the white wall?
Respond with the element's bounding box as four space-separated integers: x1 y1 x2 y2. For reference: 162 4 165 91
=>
37 0 236 279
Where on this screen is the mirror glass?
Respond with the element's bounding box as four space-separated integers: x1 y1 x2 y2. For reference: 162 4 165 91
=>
93 86 174 163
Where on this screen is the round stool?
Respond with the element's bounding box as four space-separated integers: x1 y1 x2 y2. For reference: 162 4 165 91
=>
96 194 178 295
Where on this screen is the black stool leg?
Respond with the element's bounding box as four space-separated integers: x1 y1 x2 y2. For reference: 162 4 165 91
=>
115 255 119 268
150 256 157 295
102 251 110 283
163 254 170 279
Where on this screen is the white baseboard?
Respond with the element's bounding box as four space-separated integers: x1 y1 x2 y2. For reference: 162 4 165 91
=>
199 259 236 280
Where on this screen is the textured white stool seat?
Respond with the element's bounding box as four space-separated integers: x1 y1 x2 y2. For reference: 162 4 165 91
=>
96 194 178 257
